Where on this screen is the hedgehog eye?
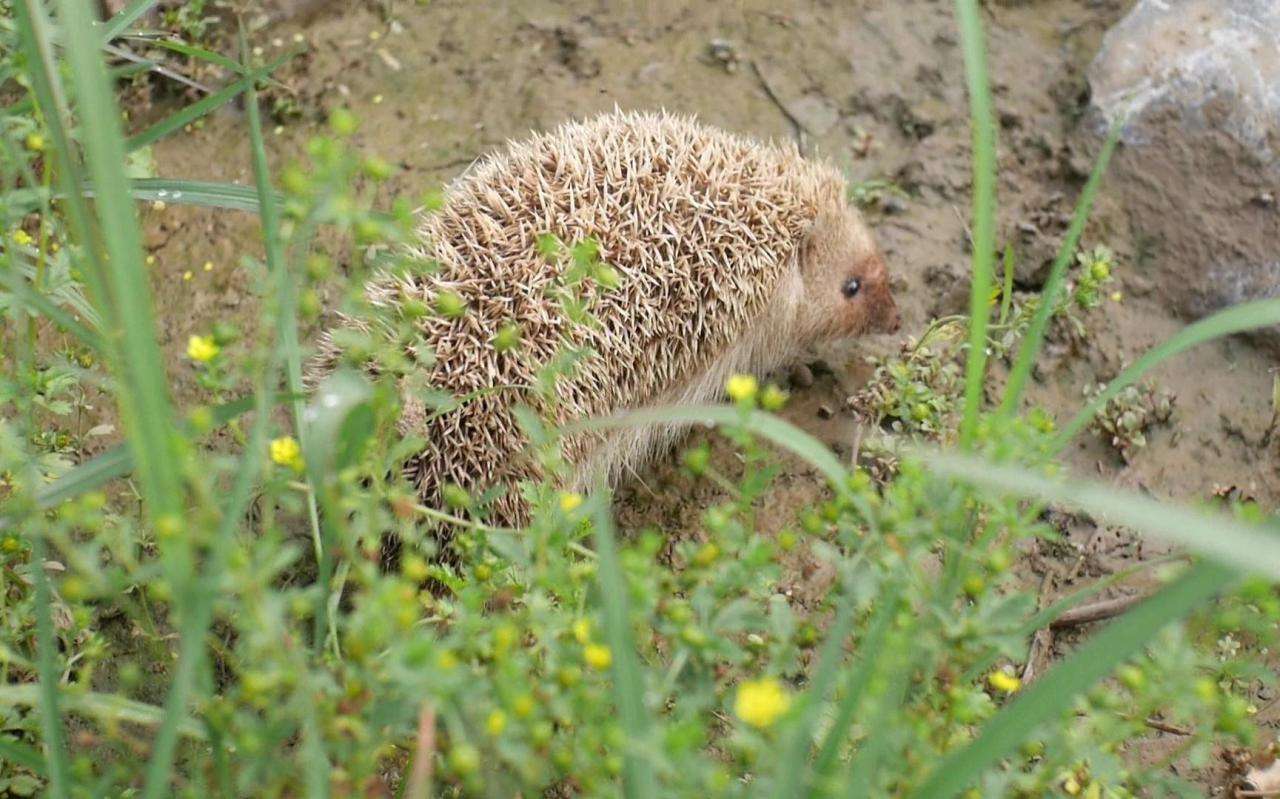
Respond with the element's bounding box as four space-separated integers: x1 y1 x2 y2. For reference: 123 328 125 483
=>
841 277 861 299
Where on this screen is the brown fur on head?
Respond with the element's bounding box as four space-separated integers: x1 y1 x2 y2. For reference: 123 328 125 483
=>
797 207 901 342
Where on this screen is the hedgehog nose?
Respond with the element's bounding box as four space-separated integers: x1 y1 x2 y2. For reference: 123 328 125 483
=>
876 294 902 335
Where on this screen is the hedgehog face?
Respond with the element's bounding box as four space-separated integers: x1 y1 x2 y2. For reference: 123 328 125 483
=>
797 207 901 341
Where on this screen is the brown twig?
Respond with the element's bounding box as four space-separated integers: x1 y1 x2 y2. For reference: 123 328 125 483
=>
405 703 437 799
1049 592 1147 629
749 59 807 153
1143 716 1191 736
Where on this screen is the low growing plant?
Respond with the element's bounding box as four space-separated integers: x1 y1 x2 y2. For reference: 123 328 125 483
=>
0 2 1278 798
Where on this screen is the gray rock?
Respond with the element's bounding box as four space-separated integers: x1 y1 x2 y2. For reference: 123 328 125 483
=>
1086 0 1280 350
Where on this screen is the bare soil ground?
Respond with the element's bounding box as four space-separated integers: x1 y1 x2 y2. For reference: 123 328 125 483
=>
133 0 1279 791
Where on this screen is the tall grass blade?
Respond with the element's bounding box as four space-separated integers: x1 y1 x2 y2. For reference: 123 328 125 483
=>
124 54 289 153
127 36 246 74
997 245 1014 326
922 449 1280 578
592 492 658 799
97 0 157 42
30 533 71 797
1054 298 1280 450
806 596 898 794
53 0 184 521
909 560 1233 798
954 0 998 447
0 737 46 776
12 0 112 321
239 28 327 653
1000 124 1121 416
769 589 862 798
0 684 207 740
579 405 849 487
108 177 278 212
0 266 105 354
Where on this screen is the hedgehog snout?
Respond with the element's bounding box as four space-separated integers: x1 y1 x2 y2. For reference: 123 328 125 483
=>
872 287 902 335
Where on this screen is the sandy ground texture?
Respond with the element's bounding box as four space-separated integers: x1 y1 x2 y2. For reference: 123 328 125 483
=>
131 0 1279 791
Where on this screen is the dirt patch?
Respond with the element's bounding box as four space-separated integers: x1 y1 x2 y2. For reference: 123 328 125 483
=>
137 0 1278 788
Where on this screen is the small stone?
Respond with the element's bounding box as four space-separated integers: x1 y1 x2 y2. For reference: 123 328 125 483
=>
817 404 834 419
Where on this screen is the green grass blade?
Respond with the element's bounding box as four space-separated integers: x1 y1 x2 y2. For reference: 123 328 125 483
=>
239 29 327 654
769 589 862 798
920 450 1280 579
124 54 289 153
54 0 184 522
909 560 1233 799
126 35 246 74
806 596 898 793
997 245 1014 326
33 445 131 510
0 737 47 776
106 178 279 213
954 0 998 447
29 533 71 797
591 492 658 799
22 394 256 513
999 124 1121 416
97 0 157 42
0 266 106 355
0 684 208 740
1054 298 1280 450
578 405 849 487
14 176 277 215
12 0 113 325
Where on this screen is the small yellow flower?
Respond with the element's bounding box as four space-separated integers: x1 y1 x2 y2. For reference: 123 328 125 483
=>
203 260 214 272
373 94 384 104
1110 291 1123 303
24 133 45 152
725 373 758 403
485 709 507 736
11 229 32 247
735 677 791 729
145 255 157 266
572 618 592 644
559 492 584 514
152 200 166 212
270 436 304 471
583 643 612 671
988 669 1022 694
186 334 219 363
513 694 535 718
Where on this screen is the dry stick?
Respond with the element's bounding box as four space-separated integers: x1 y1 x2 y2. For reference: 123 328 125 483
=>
1049 592 1147 629
405 704 437 799
1143 717 1191 736
749 59 808 153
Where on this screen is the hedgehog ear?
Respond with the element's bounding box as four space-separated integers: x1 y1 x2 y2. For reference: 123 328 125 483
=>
798 210 840 276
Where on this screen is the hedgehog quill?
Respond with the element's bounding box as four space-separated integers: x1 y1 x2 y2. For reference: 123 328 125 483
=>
316 110 900 524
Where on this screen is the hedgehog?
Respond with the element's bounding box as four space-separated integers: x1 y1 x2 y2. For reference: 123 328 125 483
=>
316 110 900 525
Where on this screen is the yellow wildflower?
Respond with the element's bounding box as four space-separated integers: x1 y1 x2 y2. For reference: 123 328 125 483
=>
988 669 1022 694
186 334 219 363
24 133 44 152
559 492 584 514
725 373 758 403
735 677 791 729
203 260 214 272
572 618 592 644
485 709 507 736
11 229 32 247
583 643 612 671
269 436 304 472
